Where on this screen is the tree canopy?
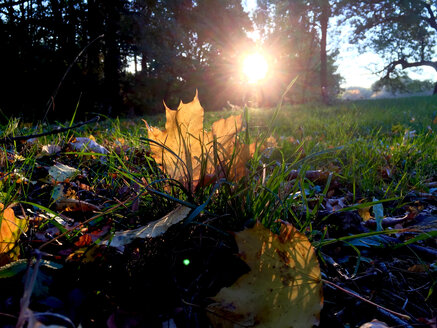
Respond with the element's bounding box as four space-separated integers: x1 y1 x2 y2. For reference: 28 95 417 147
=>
341 0 437 94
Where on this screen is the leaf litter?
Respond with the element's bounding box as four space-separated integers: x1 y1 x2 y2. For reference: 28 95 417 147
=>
0 93 435 327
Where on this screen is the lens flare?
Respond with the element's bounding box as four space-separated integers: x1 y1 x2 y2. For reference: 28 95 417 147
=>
242 53 268 83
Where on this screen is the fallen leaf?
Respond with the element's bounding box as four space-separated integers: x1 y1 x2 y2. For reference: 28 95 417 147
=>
325 197 346 212
70 137 109 154
288 170 331 184
359 319 389 328
358 207 372 221
104 205 191 252
408 264 429 273
41 144 61 156
55 198 101 212
145 91 252 188
48 163 78 183
75 234 93 247
0 203 27 266
52 185 100 212
207 222 322 328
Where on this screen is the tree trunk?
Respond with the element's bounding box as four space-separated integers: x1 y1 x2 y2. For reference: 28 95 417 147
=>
319 0 330 105
300 29 317 103
102 0 122 115
433 81 437 95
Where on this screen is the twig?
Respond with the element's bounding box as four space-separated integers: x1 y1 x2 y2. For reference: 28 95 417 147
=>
322 278 411 321
0 116 100 144
0 312 17 319
322 253 350 280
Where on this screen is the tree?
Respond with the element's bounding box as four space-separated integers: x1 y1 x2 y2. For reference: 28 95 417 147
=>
371 74 435 95
253 0 342 104
0 0 253 118
341 0 437 95
318 0 330 104
126 0 252 112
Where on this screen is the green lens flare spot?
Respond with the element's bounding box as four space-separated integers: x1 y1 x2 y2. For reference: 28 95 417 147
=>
183 259 190 266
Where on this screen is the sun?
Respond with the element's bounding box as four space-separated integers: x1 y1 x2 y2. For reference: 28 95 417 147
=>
242 53 268 83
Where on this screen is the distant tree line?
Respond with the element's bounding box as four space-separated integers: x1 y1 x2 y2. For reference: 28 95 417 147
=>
0 0 435 121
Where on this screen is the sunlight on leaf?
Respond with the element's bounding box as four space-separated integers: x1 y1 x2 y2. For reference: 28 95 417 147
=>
207 222 323 328
0 203 27 266
48 163 78 183
145 91 253 188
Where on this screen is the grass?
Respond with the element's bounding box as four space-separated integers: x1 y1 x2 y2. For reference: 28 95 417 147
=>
1 95 435 219
2 95 435 220
241 96 437 198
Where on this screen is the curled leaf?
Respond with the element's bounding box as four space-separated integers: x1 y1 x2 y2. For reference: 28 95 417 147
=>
70 137 109 154
104 205 191 252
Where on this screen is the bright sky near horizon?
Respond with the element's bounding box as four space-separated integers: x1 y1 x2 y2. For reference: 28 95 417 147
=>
242 0 436 89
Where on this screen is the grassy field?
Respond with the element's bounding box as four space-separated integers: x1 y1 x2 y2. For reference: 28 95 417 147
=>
0 95 436 327
232 96 437 198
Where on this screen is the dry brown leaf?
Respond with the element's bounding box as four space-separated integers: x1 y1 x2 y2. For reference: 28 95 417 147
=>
207 222 323 328
407 264 429 273
145 91 252 188
75 234 93 247
0 203 27 266
52 184 101 212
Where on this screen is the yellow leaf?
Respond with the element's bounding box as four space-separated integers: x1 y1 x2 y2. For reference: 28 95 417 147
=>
207 222 323 328
0 203 27 266
146 91 251 188
358 207 372 221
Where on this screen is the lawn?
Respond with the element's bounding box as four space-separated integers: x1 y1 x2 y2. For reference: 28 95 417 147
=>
0 95 436 327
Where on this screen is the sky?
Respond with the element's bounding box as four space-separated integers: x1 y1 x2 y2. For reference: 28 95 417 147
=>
242 0 436 89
